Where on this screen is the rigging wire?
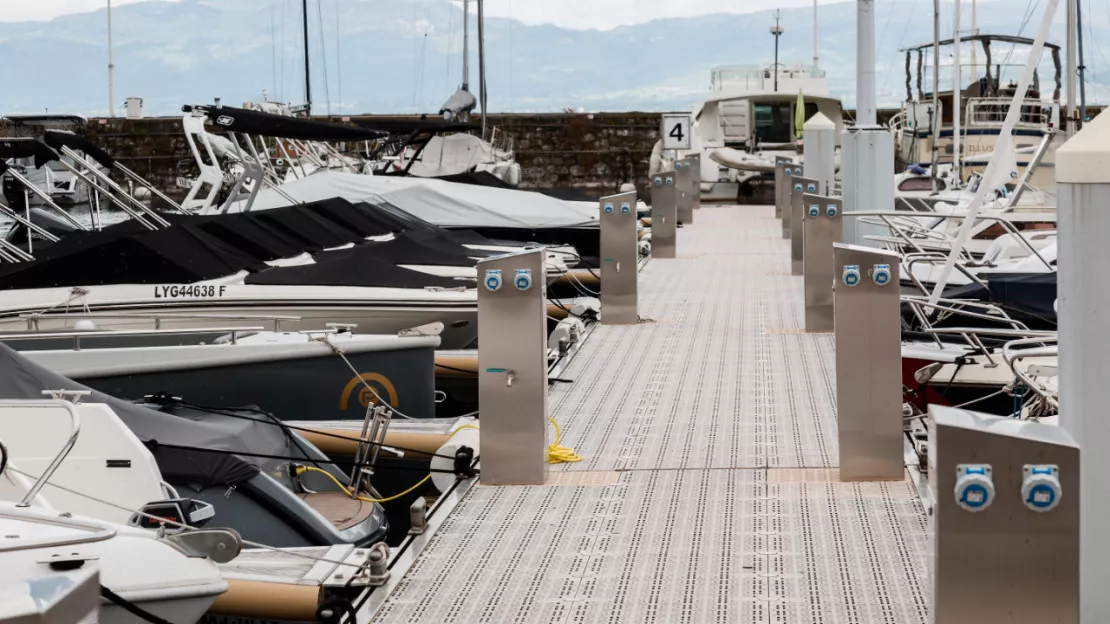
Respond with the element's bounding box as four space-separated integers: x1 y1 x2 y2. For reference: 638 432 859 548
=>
316 0 332 116
336 0 343 111
446 1 456 93
877 0 921 98
280 0 287 101
271 3 278 99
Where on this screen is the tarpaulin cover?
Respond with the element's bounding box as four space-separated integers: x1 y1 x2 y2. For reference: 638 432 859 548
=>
987 271 1057 328
234 171 600 230
0 224 266 290
245 248 465 289
0 138 59 170
316 231 488 268
42 130 115 169
188 104 386 142
249 203 367 250
0 344 302 488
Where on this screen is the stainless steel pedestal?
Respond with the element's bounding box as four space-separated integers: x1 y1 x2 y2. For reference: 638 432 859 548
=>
650 171 677 259
600 191 639 324
930 405 1078 624
477 248 549 485
833 243 902 481
790 175 819 276
802 194 843 332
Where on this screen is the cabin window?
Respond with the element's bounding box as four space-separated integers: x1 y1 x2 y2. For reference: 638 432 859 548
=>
754 103 791 144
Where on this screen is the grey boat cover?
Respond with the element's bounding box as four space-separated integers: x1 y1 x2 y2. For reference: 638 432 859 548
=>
233 171 599 229
0 344 303 488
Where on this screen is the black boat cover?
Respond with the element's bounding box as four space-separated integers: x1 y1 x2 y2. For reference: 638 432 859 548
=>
988 272 1058 327
187 105 386 142
0 138 59 170
350 117 476 135
0 224 266 290
246 249 466 289
41 130 116 169
0 344 306 488
250 203 367 250
316 231 484 268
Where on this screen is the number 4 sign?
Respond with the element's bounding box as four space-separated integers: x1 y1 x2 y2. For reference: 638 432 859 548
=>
661 113 692 150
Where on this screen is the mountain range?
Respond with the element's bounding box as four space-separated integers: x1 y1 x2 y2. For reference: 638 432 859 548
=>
0 0 1103 116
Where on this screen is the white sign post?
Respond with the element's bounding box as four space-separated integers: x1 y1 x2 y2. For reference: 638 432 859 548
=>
661 114 692 150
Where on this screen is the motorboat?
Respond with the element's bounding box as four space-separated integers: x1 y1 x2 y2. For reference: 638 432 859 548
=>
19 327 440 422
0 502 234 624
661 63 844 203
891 34 1063 191
0 346 392 549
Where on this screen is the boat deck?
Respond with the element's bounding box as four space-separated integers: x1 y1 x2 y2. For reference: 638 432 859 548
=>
370 205 933 623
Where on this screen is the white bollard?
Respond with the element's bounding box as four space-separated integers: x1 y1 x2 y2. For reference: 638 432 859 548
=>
1057 109 1110 623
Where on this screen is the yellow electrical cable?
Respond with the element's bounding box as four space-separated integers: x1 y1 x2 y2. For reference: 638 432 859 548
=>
295 466 431 503
547 416 583 464
422 418 582 466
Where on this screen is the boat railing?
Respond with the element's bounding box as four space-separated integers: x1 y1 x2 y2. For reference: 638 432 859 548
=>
0 326 265 350
21 312 300 332
0 506 117 553
1000 335 1060 416
0 396 84 508
844 211 1055 271
965 97 1050 130
905 299 1031 365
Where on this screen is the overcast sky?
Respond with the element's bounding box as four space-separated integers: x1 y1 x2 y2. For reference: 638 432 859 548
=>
1 0 836 29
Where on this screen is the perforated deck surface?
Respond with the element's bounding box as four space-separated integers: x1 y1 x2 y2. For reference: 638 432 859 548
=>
371 206 932 623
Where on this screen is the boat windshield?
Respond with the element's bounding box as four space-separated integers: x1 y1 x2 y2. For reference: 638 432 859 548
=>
754 101 817 144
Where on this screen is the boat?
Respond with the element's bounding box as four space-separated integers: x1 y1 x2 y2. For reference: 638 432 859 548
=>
664 63 844 203
18 327 441 422
0 346 392 549
891 34 1063 190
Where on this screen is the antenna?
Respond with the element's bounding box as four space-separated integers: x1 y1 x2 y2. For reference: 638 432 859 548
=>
770 10 784 92
813 0 819 71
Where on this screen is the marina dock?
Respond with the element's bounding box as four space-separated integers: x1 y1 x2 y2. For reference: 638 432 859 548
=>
367 205 933 623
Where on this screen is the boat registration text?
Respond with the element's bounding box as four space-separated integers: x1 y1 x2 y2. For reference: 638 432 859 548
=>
153 285 228 298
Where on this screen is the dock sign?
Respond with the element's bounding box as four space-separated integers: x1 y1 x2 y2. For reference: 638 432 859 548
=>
661 113 692 150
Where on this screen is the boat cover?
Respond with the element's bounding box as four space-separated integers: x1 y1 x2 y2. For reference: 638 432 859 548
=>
186 104 385 142
405 134 498 178
245 245 467 289
235 171 599 230
0 344 312 488
0 224 266 290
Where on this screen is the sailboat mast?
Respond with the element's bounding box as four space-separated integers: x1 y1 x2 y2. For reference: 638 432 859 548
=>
108 0 115 117
302 0 312 115
953 0 962 182
462 0 470 90
1066 0 1077 135
477 0 487 138
1076 0 1088 128
931 0 940 190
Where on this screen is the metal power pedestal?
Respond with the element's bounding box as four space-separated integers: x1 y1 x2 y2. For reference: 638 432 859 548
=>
650 171 677 259
777 160 799 237
790 175 819 276
676 158 694 225
930 405 1078 623
802 194 843 332
687 154 702 211
477 248 549 485
599 191 639 324
832 243 902 481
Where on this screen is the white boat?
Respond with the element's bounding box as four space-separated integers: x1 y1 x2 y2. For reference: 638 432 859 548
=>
661 63 844 203
0 504 232 624
891 34 1063 191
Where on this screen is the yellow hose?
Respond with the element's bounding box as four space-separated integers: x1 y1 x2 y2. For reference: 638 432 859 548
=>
295 466 431 503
